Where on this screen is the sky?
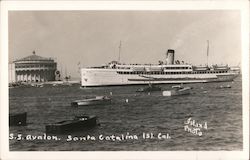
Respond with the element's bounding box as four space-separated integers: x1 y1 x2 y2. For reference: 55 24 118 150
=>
9 10 241 78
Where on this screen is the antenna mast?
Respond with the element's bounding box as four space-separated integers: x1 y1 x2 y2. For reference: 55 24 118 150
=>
65 66 67 77
206 40 209 67
77 62 81 75
118 40 122 62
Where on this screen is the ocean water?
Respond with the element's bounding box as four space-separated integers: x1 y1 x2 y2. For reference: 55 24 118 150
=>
9 77 242 151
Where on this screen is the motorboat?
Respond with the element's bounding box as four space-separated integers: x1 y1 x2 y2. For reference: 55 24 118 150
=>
216 85 231 89
162 85 192 96
71 96 111 107
136 84 161 92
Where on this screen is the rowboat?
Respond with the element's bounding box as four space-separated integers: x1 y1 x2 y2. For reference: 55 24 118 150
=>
45 115 98 134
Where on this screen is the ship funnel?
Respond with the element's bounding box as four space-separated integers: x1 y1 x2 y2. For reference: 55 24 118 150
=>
166 49 175 65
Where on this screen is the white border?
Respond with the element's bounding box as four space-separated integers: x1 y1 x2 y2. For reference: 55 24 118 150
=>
0 1 249 160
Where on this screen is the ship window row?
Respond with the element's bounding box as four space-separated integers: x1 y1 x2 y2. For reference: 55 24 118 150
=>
128 67 190 70
117 70 228 75
164 67 190 69
194 71 228 74
117 67 131 69
15 64 56 68
114 66 191 70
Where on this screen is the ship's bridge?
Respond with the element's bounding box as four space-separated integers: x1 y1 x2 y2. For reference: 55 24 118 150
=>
162 64 193 72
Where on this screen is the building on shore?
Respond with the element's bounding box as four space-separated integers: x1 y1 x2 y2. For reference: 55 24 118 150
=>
11 51 57 82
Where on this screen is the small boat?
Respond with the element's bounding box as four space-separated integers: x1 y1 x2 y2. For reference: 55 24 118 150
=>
62 82 72 86
136 84 161 92
216 85 231 89
162 85 192 96
30 83 44 87
71 96 111 107
9 112 27 126
45 115 98 134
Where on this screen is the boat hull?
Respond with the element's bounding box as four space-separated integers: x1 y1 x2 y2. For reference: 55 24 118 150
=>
81 68 239 87
71 98 111 107
9 112 27 126
46 116 97 134
136 86 161 92
162 87 191 96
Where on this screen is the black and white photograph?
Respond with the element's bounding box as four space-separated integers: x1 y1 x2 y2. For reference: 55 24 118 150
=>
0 1 249 160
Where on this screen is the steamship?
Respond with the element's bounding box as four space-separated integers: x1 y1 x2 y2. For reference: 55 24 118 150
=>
81 49 240 87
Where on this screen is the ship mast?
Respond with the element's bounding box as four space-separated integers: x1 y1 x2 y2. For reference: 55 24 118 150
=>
118 40 122 62
60 63 63 81
206 40 209 67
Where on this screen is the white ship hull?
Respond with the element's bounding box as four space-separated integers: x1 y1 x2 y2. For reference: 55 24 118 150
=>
81 68 239 87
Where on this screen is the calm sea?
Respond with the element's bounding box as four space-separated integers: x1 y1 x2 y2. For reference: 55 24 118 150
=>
9 77 242 151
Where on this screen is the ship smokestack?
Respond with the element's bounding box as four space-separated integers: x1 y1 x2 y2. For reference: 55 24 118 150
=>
166 49 175 65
